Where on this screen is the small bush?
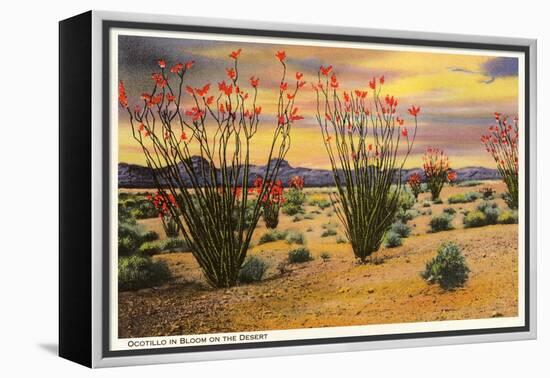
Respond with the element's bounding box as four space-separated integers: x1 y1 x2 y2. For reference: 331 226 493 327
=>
138 238 189 255
285 231 305 245
239 256 268 283
448 192 480 204
283 189 306 215
429 214 454 232
321 228 338 237
396 209 419 223
309 198 331 210
161 238 189 252
477 201 500 225
498 210 519 224
320 252 331 261
463 210 487 228
288 247 313 263
118 255 171 291
292 214 304 222
479 187 496 199
443 207 456 215
422 200 431 208
118 222 143 256
422 242 469 290
476 200 498 212
384 231 402 248
391 222 411 238
137 200 158 219
303 213 315 220
282 202 304 216
433 198 443 204
336 236 347 244
258 230 287 244
458 180 481 187
141 230 160 242
397 189 415 211
138 241 162 256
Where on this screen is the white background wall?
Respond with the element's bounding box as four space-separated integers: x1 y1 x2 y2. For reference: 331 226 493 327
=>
0 0 546 376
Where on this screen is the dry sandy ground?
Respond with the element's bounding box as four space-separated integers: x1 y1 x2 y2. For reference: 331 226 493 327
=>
118 181 519 337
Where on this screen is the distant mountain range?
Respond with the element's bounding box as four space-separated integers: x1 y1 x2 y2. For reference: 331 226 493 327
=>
118 157 500 188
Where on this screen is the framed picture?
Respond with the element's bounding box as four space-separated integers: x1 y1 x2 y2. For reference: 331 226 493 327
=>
59 10 537 368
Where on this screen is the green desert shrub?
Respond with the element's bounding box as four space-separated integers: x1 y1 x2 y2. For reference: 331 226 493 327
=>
161 238 189 252
282 189 306 215
422 200 431 208
391 222 411 238
285 231 305 245
320 252 331 261
288 247 313 263
258 229 287 245
141 230 160 242
443 207 456 215
396 209 419 223
238 256 268 283
136 200 158 219
118 255 171 291
118 222 143 256
477 201 500 225
138 241 162 256
384 231 402 248
309 198 331 210
336 235 347 244
292 214 304 222
422 242 470 290
397 189 415 211
448 192 480 204
463 210 487 228
282 202 304 216
429 214 454 232
479 187 496 200
138 238 189 255
321 228 338 237
498 210 519 224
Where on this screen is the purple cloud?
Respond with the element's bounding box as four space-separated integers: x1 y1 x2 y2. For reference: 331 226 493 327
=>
449 57 518 84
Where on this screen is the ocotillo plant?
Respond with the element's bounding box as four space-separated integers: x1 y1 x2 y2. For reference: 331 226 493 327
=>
447 170 457 186
252 177 285 229
312 69 419 262
118 49 305 287
407 173 422 200
282 175 306 215
480 113 519 209
423 147 451 201
288 175 305 190
148 192 179 237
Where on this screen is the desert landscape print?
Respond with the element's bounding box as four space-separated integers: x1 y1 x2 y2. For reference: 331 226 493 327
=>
114 31 522 341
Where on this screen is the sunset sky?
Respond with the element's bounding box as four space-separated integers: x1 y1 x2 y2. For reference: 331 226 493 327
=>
117 33 520 169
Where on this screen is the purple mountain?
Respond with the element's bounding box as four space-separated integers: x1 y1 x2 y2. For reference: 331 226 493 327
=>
118 157 500 188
